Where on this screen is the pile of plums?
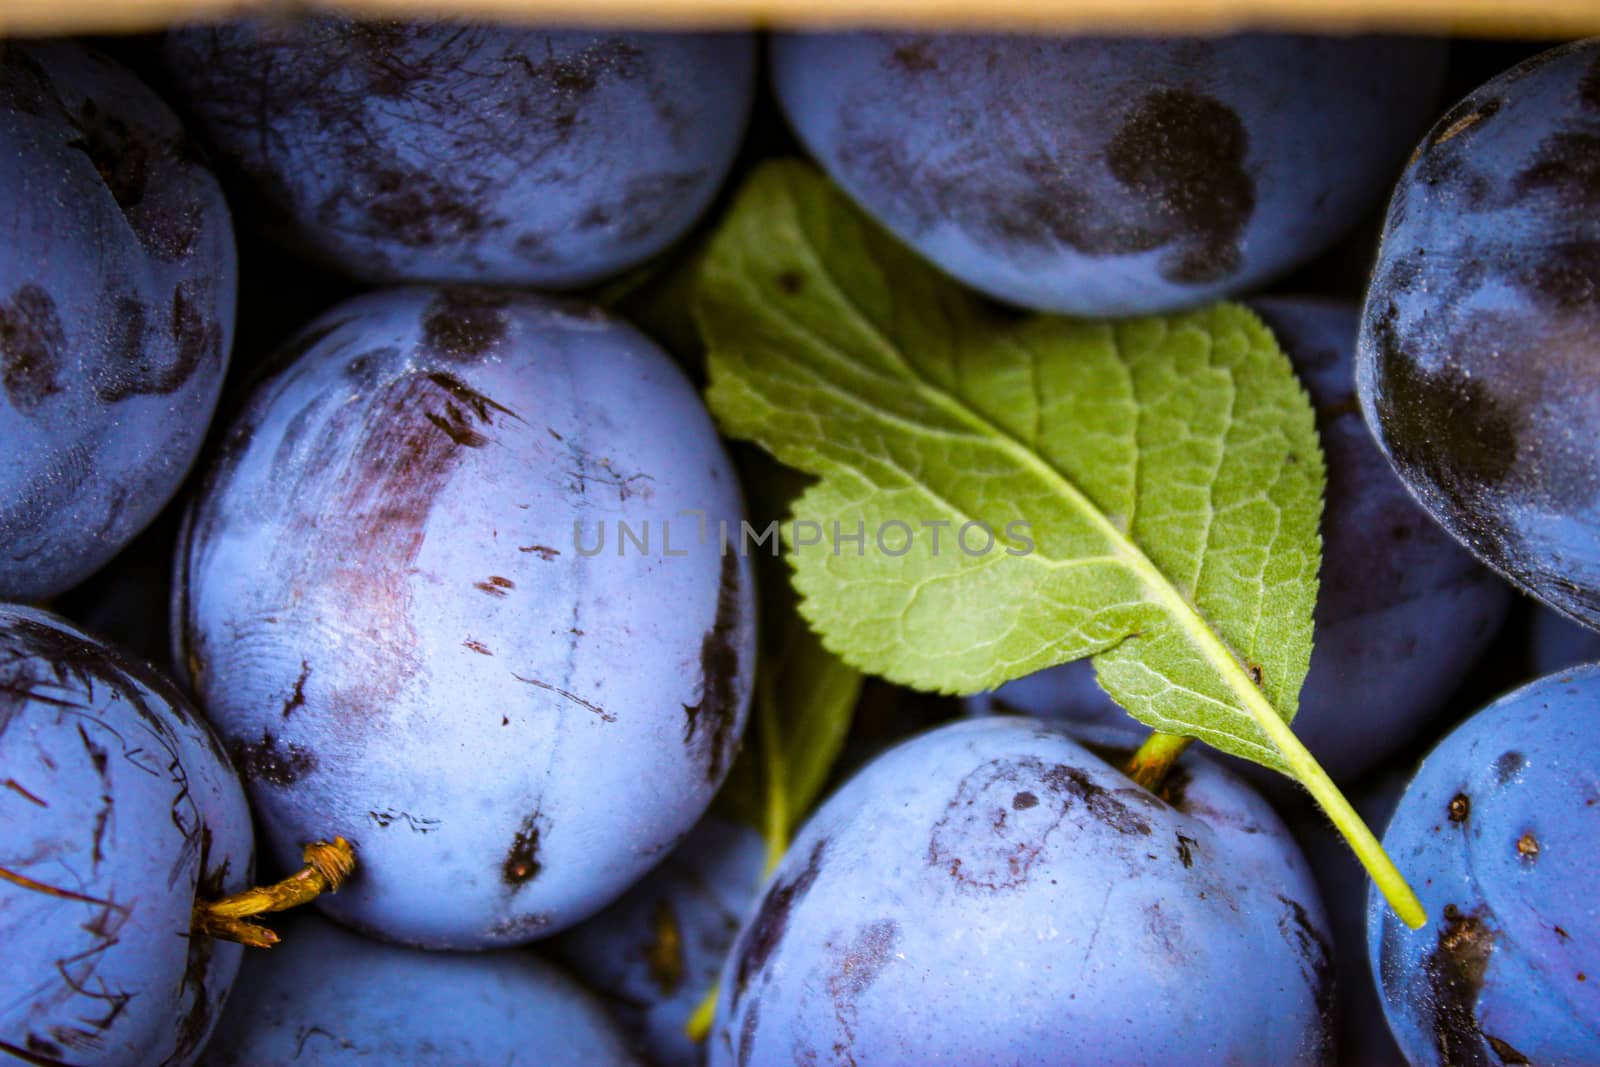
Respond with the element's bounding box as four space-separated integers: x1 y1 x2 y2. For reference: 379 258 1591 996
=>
2 20 1595 1067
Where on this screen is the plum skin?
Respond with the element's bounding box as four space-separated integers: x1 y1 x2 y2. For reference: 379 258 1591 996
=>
1367 665 1600 1067
177 286 756 949
198 912 639 1066
711 716 1335 1067
0 605 253 1067
772 32 1445 316
1356 39 1600 628
0 41 236 601
164 21 754 288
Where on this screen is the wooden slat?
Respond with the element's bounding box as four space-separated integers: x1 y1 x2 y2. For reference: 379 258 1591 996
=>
0 0 1597 38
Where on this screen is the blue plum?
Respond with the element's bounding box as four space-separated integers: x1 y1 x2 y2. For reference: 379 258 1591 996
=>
176 287 756 949
975 300 1510 784
1530 604 1600 675
771 32 1446 316
1357 40 1600 628
0 41 237 602
1367 665 1600 1066
198 912 640 1066
710 717 1334 1066
554 814 766 1066
0 605 252 1066
164 22 754 288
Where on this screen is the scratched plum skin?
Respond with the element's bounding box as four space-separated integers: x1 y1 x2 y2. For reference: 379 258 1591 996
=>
1357 40 1600 627
977 300 1509 785
710 717 1335 1067
0 41 237 602
770 32 1445 316
163 21 753 288
197 913 640 1066
554 814 767 1066
0 605 253 1067
1367 666 1600 1067
176 287 756 949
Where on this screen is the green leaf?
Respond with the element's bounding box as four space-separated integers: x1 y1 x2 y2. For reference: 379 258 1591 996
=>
699 159 1321 769
696 160 1425 928
716 451 862 872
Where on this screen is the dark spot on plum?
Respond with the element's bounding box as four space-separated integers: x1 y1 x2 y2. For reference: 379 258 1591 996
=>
462 639 492 655
1276 896 1335 1049
731 837 828 1009
1371 302 1522 495
67 106 149 218
776 271 804 295
1176 833 1197 868
1420 904 1497 1067
229 729 316 787
1012 791 1037 810
1515 832 1539 860
567 169 704 246
281 659 310 718
354 162 489 250
888 40 937 72
474 576 514 597
421 288 510 360
502 810 547 887
1449 793 1471 823
1041 764 1153 836
0 284 66 413
1525 239 1600 312
1495 751 1526 783
96 283 222 402
1106 89 1255 284
1484 1035 1531 1064
519 544 559 560
683 553 746 784
1515 131 1600 214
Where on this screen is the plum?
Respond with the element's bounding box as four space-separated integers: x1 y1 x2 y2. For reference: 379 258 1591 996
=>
164 21 754 288
554 814 766 1066
1356 39 1600 627
770 32 1446 316
974 300 1509 784
710 716 1334 1066
1367 665 1600 1066
198 912 640 1066
0 41 236 601
176 287 756 949
0 605 252 1066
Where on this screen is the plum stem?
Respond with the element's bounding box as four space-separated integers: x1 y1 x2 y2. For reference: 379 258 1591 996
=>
1124 731 1193 792
193 837 356 948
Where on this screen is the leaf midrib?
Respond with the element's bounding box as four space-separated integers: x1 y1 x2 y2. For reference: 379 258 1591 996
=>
773 200 1284 733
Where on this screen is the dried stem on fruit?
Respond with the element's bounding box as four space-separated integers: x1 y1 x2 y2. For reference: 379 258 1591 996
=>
193 837 357 948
